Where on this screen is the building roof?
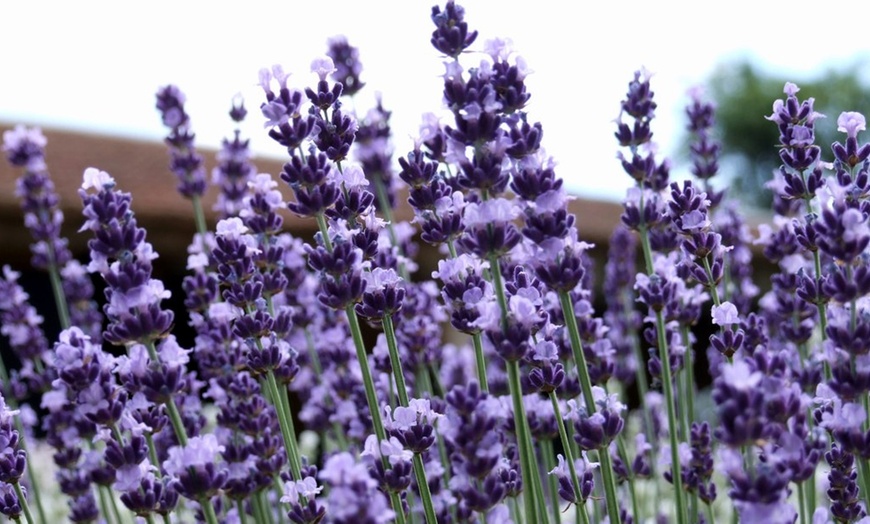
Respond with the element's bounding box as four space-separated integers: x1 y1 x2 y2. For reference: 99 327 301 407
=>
0 123 625 269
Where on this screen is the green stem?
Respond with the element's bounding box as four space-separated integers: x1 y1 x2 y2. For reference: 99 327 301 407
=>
382 315 410 406
315 213 333 252
541 438 563 524
436 431 454 517
506 361 539 524
108 488 126 524
383 315 438 523
146 514 156 524
616 436 641 524
47 259 70 330
549 392 584 505
487 254 540 522
345 306 408 523
557 291 621 523
510 496 524 524
373 177 410 281
488 257 509 329
413 453 439 524
706 502 716 524
266 370 303 479
416 365 433 397
681 326 696 434
304 329 323 376
390 491 408 524
701 256 721 307
797 481 806 524
145 433 161 472
200 497 220 524
144 342 188 446
252 492 267 524
655 310 688 524
163 396 189 446
471 333 489 393
12 482 33 524
190 194 209 241
799 172 830 378
237 500 249 524
524 418 549 524
638 225 654 275
446 239 458 259
690 491 699 524
345 307 386 441
578 500 591 524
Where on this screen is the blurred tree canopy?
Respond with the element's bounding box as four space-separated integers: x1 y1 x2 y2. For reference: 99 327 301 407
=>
705 59 870 208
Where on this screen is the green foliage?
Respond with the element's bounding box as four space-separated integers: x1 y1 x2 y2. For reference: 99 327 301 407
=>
706 59 870 208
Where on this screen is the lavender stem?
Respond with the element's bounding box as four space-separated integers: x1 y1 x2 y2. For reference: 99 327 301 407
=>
557 290 622 523
12 482 33 524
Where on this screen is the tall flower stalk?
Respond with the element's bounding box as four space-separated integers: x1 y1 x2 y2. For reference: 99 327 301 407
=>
616 69 688 524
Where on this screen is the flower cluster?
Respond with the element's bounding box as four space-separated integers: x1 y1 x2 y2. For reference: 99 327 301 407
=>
7 4 870 524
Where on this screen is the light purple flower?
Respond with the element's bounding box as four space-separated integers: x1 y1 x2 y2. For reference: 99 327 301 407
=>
281 476 322 505
711 301 740 326
483 37 513 61
80 167 115 192
363 267 402 290
720 360 762 390
215 217 248 239
534 187 572 214
388 398 443 430
320 452 374 487
311 56 336 81
532 340 559 362
114 460 152 492
157 336 191 369
432 254 488 282
0 393 19 426
2 125 47 171
837 111 866 138
734 500 797 524
362 435 413 466
462 198 518 228
106 279 171 318
163 434 225 478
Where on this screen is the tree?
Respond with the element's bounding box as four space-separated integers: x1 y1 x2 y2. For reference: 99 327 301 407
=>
705 59 870 208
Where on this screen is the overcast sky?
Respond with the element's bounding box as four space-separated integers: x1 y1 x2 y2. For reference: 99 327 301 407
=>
2 0 868 201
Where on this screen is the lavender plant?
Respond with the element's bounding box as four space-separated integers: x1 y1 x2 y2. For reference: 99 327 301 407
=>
7 3 870 524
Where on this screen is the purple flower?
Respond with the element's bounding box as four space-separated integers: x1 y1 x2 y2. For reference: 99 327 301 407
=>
310 56 337 82
320 452 394 524
327 36 365 96
720 360 762 390
281 476 323 505
0 482 22 520
362 435 413 466
163 434 227 500
837 111 866 139
2 125 47 171
155 85 207 199
430 1 478 58
711 301 740 326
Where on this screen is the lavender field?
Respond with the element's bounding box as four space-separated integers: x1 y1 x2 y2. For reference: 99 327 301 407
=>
1 3 867 524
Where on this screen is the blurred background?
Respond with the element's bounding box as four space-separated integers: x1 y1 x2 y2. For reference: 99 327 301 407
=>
2 0 870 203
3 0 870 345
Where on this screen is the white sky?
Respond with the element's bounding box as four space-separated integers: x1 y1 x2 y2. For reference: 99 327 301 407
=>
2 0 868 201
